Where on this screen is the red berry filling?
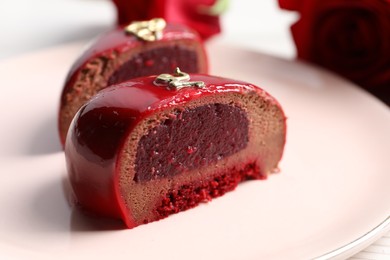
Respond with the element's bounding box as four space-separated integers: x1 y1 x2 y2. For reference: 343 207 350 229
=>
134 104 249 182
108 46 199 86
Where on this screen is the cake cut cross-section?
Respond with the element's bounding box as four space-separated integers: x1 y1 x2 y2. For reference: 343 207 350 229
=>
59 18 208 145
65 69 286 229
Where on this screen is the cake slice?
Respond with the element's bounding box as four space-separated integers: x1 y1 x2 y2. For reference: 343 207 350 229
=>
59 18 208 145
65 69 286 228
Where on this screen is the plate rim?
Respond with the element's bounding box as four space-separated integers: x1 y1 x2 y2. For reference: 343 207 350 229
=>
316 216 390 259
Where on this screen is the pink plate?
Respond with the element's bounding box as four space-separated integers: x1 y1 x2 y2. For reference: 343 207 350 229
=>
0 40 389 259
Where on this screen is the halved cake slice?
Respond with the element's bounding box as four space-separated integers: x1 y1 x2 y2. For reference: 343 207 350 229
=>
59 18 208 145
65 69 286 228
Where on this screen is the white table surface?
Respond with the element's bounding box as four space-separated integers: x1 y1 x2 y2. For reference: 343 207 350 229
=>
0 0 389 259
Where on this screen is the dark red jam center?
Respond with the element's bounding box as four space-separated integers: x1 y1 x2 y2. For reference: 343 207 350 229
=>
108 46 199 86
134 104 249 182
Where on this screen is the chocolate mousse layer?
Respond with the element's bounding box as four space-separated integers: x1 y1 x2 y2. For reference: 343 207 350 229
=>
119 90 286 226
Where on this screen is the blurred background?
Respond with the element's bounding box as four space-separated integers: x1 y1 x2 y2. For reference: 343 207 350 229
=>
2 0 389 104
0 0 297 60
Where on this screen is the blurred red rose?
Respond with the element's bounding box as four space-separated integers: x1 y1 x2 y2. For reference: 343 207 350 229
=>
111 0 223 40
279 0 390 104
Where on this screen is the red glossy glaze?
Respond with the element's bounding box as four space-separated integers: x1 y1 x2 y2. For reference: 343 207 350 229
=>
63 23 206 93
65 74 284 227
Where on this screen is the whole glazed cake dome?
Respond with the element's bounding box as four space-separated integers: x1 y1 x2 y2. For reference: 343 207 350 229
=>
59 18 208 145
65 68 286 228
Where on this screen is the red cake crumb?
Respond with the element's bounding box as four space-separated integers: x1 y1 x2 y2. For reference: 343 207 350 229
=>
155 162 264 220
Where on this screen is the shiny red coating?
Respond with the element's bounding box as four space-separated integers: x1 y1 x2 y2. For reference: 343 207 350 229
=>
65 74 284 227
60 23 207 104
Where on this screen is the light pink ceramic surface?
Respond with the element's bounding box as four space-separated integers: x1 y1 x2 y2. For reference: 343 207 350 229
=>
0 40 389 260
